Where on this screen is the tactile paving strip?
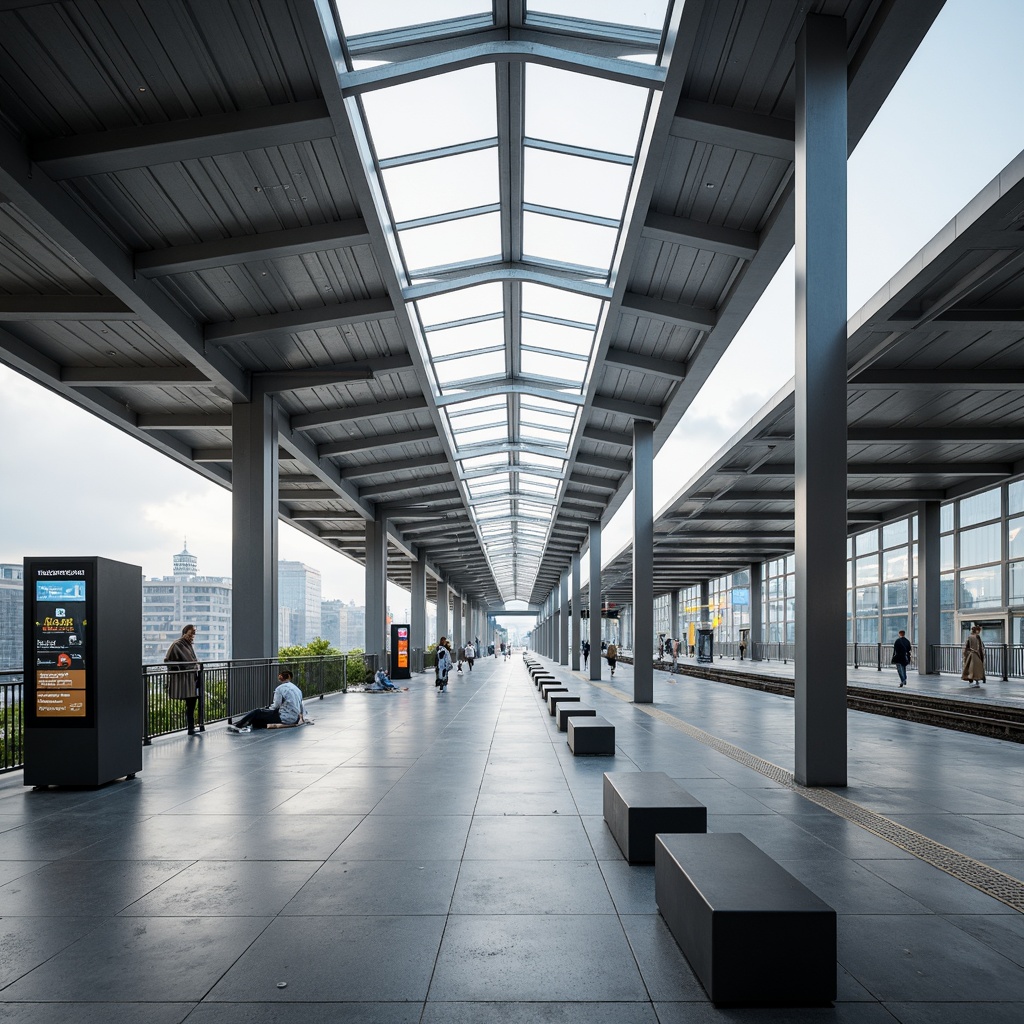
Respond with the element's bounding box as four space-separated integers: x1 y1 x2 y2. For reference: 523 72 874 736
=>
587 679 1024 913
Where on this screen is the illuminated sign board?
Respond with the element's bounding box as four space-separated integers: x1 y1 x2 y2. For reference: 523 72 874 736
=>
397 626 409 669
28 563 92 725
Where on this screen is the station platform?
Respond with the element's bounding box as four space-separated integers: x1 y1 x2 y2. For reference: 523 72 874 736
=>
2 652 1024 1021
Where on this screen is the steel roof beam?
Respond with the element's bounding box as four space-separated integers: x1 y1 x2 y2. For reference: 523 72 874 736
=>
62 366 210 387
437 382 585 407
319 427 439 458
32 99 334 179
729 463 1012 478
135 219 373 277
574 452 630 473
850 369 1024 389
0 295 137 320
291 396 429 431
193 446 293 463
641 211 759 259
359 475 456 500
671 99 794 160
344 456 446 479
590 394 661 421
403 262 612 301
284 510 362 521
581 426 633 448
848 426 1024 443
138 413 231 430
603 346 686 380
377 501 464 517
205 297 394 345
619 292 717 332
338 41 667 96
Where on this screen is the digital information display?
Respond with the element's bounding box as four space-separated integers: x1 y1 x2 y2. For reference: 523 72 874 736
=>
397 626 409 670
32 571 89 719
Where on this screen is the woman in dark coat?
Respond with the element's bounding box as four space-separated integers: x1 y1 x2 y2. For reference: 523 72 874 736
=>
164 624 201 734
961 625 986 687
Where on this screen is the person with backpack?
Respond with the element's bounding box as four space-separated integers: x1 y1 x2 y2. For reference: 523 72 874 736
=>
435 637 453 693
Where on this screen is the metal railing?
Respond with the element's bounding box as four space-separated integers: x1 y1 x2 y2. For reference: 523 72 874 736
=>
0 653 377 772
932 644 1016 681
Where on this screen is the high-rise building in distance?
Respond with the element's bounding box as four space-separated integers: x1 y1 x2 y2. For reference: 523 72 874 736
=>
0 563 24 671
278 561 322 646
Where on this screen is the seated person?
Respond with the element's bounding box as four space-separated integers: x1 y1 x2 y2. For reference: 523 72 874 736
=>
370 669 399 691
227 670 304 732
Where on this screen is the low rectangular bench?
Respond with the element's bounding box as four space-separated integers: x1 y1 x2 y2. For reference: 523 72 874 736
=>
557 704 595 731
540 683 568 699
535 676 557 691
568 716 614 755
603 771 706 864
655 833 836 1006
548 692 580 716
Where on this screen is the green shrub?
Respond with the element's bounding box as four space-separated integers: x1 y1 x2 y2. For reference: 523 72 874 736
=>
345 649 368 686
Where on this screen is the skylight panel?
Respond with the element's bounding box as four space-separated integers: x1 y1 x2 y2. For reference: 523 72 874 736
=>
416 282 503 327
521 350 587 386
461 453 509 472
525 65 649 154
447 408 505 431
468 479 509 499
522 212 617 272
518 452 566 471
399 212 501 274
453 423 508 445
434 349 506 385
361 65 497 159
524 148 632 220
521 283 602 325
521 319 594 357
526 0 669 30
426 318 505 358
336 1 490 36
520 406 575 428
383 148 499 222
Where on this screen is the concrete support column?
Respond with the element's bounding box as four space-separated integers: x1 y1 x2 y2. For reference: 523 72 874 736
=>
571 553 581 671
699 581 710 630
794 13 848 787
364 512 387 665
633 419 654 702
589 523 602 680
411 559 426 673
917 502 941 674
452 593 463 652
559 570 570 666
750 561 764 662
231 395 278 658
670 590 679 641
437 580 449 643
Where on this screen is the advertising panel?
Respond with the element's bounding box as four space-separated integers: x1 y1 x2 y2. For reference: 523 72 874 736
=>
390 623 411 679
28 563 93 726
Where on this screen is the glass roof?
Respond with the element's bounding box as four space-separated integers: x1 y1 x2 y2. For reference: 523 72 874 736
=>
339 4 672 601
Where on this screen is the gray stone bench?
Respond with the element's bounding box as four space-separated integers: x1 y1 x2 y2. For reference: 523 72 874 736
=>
568 716 614 755
603 771 706 864
655 833 836 1006
548 692 580 716
557 704 595 731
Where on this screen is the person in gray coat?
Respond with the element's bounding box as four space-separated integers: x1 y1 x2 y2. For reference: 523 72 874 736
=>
164 624 201 735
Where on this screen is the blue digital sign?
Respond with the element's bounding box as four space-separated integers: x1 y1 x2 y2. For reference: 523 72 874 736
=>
36 580 87 602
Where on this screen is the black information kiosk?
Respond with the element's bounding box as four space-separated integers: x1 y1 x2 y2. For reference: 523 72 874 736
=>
390 623 411 680
23 556 143 787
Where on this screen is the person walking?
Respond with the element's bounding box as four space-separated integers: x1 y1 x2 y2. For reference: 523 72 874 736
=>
456 644 465 674
961 625 986 687
606 641 618 676
464 641 476 670
435 637 453 693
581 640 590 670
891 630 912 687
164 624 202 735
670 637 679 675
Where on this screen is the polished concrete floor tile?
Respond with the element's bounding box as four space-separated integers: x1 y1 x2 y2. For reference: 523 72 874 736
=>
420 1002 658 1023
473 790 580 815
0 858 193 916
451 860 614 915
944 912 1024 969
0 916 103 988
581 815 625 860
284 860 459 915
860 858 1018 915
0 1004 193 1024
121 859 320 916
838 914 1024 1002
0 916 271 1002
206 916 445 1002
598 861 657 915
463 814 593 860
774 857 931 915
883 1002 1024 1023
653 1002 898 1023
205 814 363 861
620 914 706 1000
429 915 646 1001
333 814 471 860
0 860 46 885
183 1005 422 1024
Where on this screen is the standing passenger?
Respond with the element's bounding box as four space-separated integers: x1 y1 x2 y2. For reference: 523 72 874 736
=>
164 624 202 736
435 637 453 692
606 641 618 676
581 640 590 669
891 630 912 687
961 626 986 687
464 641 476 670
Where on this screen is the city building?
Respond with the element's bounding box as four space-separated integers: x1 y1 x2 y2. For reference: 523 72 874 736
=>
321 599 366 652
0 563 23 671
278 561 322 647
142 546 231 664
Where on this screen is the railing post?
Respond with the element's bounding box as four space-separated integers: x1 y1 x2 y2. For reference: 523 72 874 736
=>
142 666 152 746
876 643 881 671
197 668 206 732
1002 643 1009 682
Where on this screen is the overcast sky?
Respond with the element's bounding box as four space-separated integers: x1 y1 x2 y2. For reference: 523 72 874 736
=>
2 0 1021 620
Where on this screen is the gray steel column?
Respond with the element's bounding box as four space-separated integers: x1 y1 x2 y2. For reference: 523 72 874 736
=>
436 579 449 642
794 13 848 787
589 523 602 680
917 502 941 675
633 419 654 702
231 394 278 658
670 590 679 640
571 553 581 671
699 580 710 624
411 559 426 672
559 570 570 666
750 561 764 661
364 512 387 665
452 592 463 652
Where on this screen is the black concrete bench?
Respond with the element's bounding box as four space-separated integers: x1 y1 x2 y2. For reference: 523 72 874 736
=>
535 675 557 690
655 832 836 1006
548 692 580 716
603 771 706 864
540 682 567 700
568 716 614 755
557 704 595 731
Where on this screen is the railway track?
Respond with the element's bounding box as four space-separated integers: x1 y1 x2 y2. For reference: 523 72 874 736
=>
677 664 1024 743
